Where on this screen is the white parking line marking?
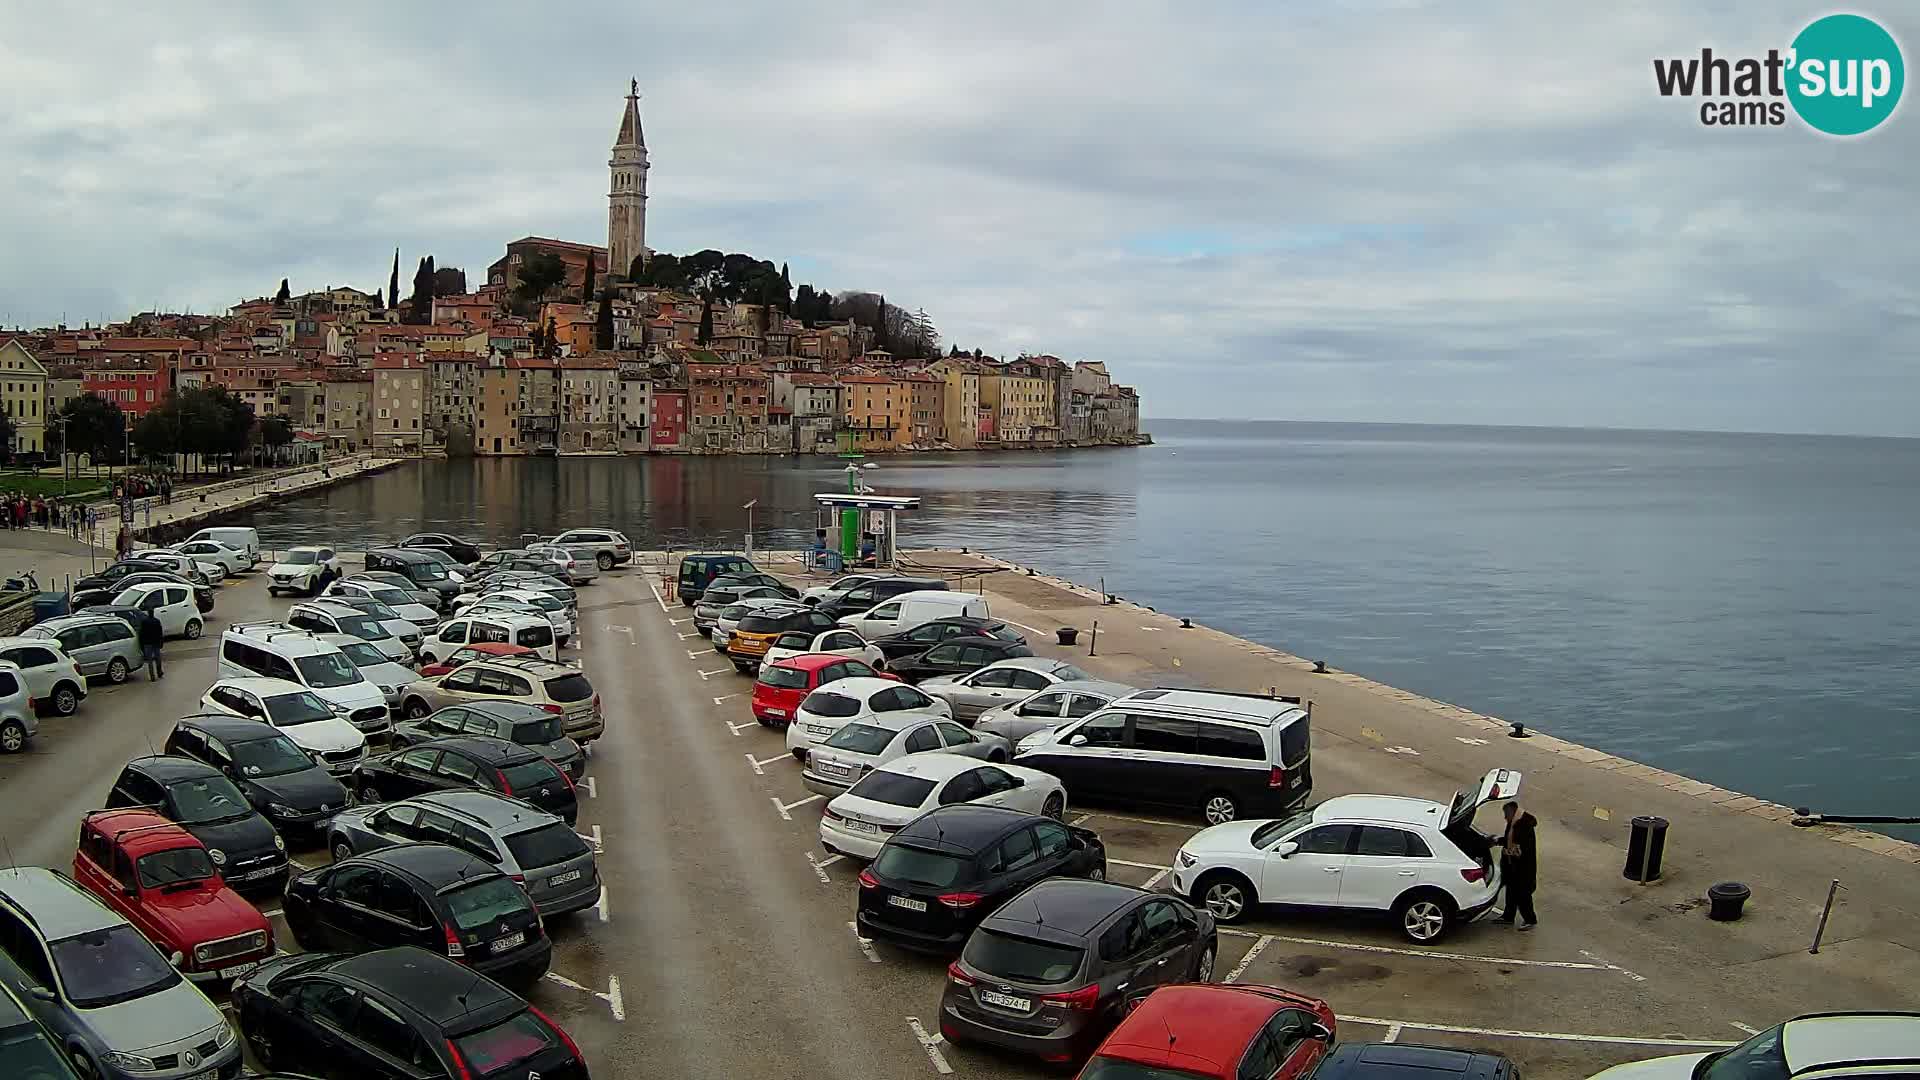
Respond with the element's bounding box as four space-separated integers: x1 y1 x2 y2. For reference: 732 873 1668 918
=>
999 618 1047 636
603 624 633 639
1140 869 1170 890
848 921 882 963
594 888 610 923
698 667 732 680
648 583 669 613
1341 1016 1734 1049
1731 1022 1759 1035
1224 935 1272 982
286 856 314 870
1383 1023 1403 1044
679 632 701 640
807 853 833 883
1222 933 1617 973
1069 814 1092 826
1109 858 1173 871
1384 746 1420 755
669 616 693 625
756 753 790 769
543 972 627 1022
746 753 765 776
687 649 704 660
726 720 756 737
575 825 604 853
713 693 743 704
582 776 597 799
1077 809 1199 830
771 793 823 820
258 905 284 919
906 1017 954 1074
1578 948 1649 982
1457 737 1490 745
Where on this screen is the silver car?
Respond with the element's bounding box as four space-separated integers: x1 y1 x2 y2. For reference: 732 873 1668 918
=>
920 657 1098 722
524 544 597 586
973 678 1137 744
25 614 145 685
325 789 602 915
693 585 789 635
543 527 632 572
0 661 36 753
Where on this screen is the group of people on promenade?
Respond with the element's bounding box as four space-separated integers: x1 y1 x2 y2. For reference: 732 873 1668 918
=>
0 493 99 537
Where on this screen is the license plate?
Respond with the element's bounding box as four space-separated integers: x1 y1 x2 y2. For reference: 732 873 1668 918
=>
843 819 880 835
219 962 257 980
763 708 787 718
981 990 1032 1010
492 931 526 952
549 869 582 887
187 1070 217 1080
886 894 927 913
807 725 833 737
242 865 281 881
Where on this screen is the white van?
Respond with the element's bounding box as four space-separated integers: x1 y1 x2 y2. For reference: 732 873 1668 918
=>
185 526 261 568
837 590 990 639
418 610 558 665
218 623 391 732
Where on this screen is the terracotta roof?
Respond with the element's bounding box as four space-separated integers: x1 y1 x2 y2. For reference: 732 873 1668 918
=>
784 373 841 386
839 375 898 385
99 337 196 351
561 354 618 369
371 354 424 370
504 236 608 256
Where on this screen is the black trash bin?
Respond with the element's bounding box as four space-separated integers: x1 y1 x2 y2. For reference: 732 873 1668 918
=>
1056 627 1079 647
1707 881 1750 921
1624 815 1669 882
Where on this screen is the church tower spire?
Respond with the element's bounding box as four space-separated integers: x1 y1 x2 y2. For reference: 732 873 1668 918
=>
608 79 650 281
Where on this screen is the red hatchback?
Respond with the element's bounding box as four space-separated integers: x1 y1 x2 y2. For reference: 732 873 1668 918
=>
1076 984 1336 1080
72 808 275 984
752 653 895 728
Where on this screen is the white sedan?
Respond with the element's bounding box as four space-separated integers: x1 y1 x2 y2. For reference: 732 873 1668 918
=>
801 712 1012 798
128 549 219 586
172 537 251 576
762 627 885 669
1171 768 1520 944
784 677 950 760
819 752 1066 860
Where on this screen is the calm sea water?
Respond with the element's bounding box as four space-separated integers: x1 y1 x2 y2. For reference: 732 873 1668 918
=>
236 421 1920 828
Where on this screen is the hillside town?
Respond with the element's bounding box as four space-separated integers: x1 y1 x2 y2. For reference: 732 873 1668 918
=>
0 84 1144 462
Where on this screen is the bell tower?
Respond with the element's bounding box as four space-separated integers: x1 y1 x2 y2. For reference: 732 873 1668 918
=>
607 79 649 281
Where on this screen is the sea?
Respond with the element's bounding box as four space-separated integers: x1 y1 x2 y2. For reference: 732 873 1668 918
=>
234 420 1920 832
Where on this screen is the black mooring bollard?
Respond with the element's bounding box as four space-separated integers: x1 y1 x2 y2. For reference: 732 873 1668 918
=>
1625 815 1669 882
1056 627 1079 646
1708 882 1750 921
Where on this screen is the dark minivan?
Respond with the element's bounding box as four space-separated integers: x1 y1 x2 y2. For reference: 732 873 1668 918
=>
677 553 758 605
365 549 462 607
815 576 950 621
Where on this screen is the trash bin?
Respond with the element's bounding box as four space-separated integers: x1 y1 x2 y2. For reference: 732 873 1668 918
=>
1057 627 1079 646
1707 881 1750 921
1624 815 1668 882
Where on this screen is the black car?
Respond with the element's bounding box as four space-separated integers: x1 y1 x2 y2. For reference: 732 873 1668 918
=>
707 571 800 599
887 636 1036 684
71 558 175 594
72 570 213 613
283 844 552 987
104 756 289 893
399 532 482 565
873 617 1028 661
364 549 462 607
233 947 588 1079
856 804 1106 954
163 714 352 834
352 736 578 824
351 571 446 611
815 576 949 620
940 879 1218 1063
1306 1043 1521 1080
392 702 586 779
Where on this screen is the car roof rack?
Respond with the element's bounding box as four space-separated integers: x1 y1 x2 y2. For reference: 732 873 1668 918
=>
227 621 320 644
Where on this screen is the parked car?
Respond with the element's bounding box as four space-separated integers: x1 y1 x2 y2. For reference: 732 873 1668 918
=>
462 554 570 585
172 536 251 576
404 546 470 585
72 569 211 613
544 527 632 571
803 714 1012 798
325 576 443 629
363 549 462 607
0 866 242 1080
0 637 87 715
752 653 894 728
939 880 1218 1064
461 573 577 614
70 558 176 597
233 947 588 1080
786 676 950 761
677 552 758 605
107 581 203 640
125 549 216 586
1172 768 1520 943
217 624 392 732
1586 1013 1920 1080
839 590 992 640
471 588 576 644
722 604 841 671
921 656 1093 721
22 614 142 685
321 594 427 651
1308 1043 1521 1080
1076 983 1336 1080
0 663 36 753
354 569 451 611
317 633 418 717
710 597 806 652
418 641 537 677
184 525 260 567
761 626 886 670
283 845 552 987
976 679 1137 745
419 610 559 665
398 656 603 743
163 713 352 834
523 544 596 586
392 701 586 779
0 977 81 1080
856 804 1108 953
200 676 371 776
708 571 799 598
265 545 341 597
399 531 482 564
103 756 289 894
889 636 1038 684
1015 689 1314 825
351 736 578 824
325 789 601 916
692 585 788 635
286 599 411 662
872 616 1027 661
821 753 1068 861
813 575 949 621
71 809 275 984
801 572 890 606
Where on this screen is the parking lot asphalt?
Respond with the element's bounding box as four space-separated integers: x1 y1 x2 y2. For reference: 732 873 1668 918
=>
2 555 1913 1080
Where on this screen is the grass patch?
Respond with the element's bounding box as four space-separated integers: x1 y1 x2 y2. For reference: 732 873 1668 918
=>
0 472 111 499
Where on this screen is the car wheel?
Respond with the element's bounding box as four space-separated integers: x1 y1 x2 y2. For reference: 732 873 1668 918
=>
1193 944 1216 982
184 619 203 640
1202 791 1240 825
105 657 130 684
1041 792 1065 818
1195 871 1253 923
1394 891 1455 944
404 698 431 719
51 683 80 717
249 1027 277 1068
359 783 382 803
0 720 26 753
66 1048 100 1080
733 660 754 674
331 838 354 862
1086 864 1106 881
597 552 615 571
267 587 279 597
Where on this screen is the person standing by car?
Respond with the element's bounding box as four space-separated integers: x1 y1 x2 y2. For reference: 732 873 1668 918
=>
137 606 166 680
1496 800 1538 930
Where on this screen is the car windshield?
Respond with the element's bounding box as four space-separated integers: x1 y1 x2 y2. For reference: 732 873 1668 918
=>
988 625 1024 642
1251 808 1318 849
443 876 533 932
355 600 400 619
454 1011 556 1076
521 594 561 611
962 928 1086 985
166 775 254 824
280 551 318 565
759 665 811 690
334 613 387 640
337 641 389 668
1698 1026 1788 1080
510 717 566 744
848 771 937 807
265 690 337 726
136 847 215 888
232 733 316 777
295 652 362 688
504 822 590 868
502 760 564 793
872 843 968 888
825 723 895 754
721 604 748 620
802 692 861 718
408 564 451 583
1053 664 1092 682
48 925 181 1009
367 587 413 606
543 674 593 703
1078 1058 1213 1080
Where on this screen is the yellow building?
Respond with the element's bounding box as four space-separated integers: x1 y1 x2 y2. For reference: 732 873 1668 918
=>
996 367 1050 444
928 358 981 448
0 338 50 454
476 364 527 455
841 375 910 450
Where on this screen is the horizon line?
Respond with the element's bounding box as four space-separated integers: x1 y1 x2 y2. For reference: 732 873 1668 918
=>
1138 417 1920 442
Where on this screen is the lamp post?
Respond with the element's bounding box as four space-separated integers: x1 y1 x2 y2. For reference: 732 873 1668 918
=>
742 498 757 559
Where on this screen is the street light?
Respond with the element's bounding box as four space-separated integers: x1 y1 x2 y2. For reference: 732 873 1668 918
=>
742 498 757 558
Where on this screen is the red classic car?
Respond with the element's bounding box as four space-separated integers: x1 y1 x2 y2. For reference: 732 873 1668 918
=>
1076 983 1337 1080
72 808 274 983
417 641 536 678
751 653 897 728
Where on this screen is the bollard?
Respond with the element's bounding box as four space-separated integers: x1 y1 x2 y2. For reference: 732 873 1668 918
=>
1056 627 1079 647
1088 620 1098 657
1313 660 1328 674
1707 882 1751 921
1624 815 1668 882
1810 879 1843 953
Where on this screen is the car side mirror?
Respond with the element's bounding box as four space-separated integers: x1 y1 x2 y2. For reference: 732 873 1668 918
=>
27 986 55 1002
168 950 185 967
1311 1022 1333 1041
1275 841 1300 859
1068 734 1088 747
1007 776 1025 787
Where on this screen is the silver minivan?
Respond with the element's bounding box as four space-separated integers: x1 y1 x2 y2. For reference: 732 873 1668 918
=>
25 615 145 685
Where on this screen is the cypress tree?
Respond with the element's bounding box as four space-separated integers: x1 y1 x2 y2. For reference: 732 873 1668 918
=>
595 292 616 351
583 257 597 306
275 278 290 303
697 296 713 345
389 249 400 311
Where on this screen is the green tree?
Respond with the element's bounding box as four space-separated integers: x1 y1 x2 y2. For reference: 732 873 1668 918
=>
697 296 713 345
541 314 560 359
794 284 816 324
130 398 179 463
582 256 596 307
432 265 467 295
515 253 568 305
389 249 400 310
259 416 294 463
595 292 616 351
779 263 791 311
57 393 126 468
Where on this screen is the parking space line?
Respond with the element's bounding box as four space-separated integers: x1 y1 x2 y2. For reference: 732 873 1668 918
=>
1078 809 1204 830
1237 933 1619 974
725 720 756 737
1579 948 1648 982
698 667 733 680
848 921 883 963
746 752 792 775
1069 814 1092 826
713 693 744 704
594 888 610 923
1109 858 1172 871
1140 869 1169 890
286 856 314 870
998 618 1048 637
680 632 702 640
807 852 834 883
906 1017 954 1075
1731 1022 1759 1035
582 776 597 799
1382 1023 1403 1043
687 649 704 660
1341 1016 1734 1049
669 616 693 625
1224 934 1273 982
543 972 627 1022
648 583 669 612
771 793 823 821
576 825 604 853
258 905 284 920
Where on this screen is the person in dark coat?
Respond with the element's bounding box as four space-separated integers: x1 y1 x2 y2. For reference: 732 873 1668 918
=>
1496 801 1538 929
137 608 165 680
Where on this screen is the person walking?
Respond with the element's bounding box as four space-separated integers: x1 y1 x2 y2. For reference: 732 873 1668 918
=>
1496 800 1539 930
137 606 166 681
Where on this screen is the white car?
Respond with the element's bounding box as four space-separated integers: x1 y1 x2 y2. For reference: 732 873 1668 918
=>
0 638 88 716
919 656 1095 721
267 546 342 596
801 573 888 606
320 595 424 653
325 579 442 630
1171 768 1521 944
469 590 576 643
784 676 950 760
110 581 204 639
287 600 411 663
317 633 417 714
200 676 369 776
1587 1013 1920 1080
819 752 1066 860
128 549 221 585
763 627 885 669
802 712 1013 798
173 537 251 576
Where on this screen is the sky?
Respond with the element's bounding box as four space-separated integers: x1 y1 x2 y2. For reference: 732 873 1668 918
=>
3 2 1917 436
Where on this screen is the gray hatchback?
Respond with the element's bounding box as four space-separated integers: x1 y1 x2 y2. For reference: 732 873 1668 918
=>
324 788 602 916
390 700 586 778
24 615 144 686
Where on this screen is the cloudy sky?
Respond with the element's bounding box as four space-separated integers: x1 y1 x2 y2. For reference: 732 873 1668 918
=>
3 2 1916 435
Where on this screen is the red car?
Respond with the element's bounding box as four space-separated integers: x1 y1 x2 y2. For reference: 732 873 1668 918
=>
417 640 536 677
72 808 275 983
752 653 896 728
1076 984 1337 1080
